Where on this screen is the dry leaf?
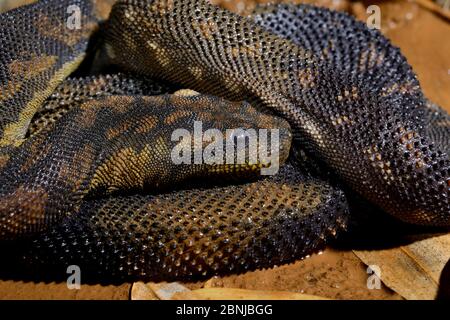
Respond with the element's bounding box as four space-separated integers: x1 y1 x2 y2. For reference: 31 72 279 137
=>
172 287 329 300
130 282 191 300
130 281 159 300
354 233 450 300
131 282 329 300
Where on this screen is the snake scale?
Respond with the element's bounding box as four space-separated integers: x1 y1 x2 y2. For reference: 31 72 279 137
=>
0 0 448 280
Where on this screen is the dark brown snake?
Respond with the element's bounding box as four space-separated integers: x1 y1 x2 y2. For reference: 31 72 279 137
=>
0 0 448 280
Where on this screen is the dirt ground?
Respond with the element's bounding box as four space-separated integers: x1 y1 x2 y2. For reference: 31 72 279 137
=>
0 0 449 300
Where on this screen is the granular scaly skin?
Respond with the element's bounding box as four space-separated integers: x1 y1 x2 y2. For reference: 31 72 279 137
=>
2 69 347 279
249 4 450 150
21 162 348 280
2 69 348 279
0 0 99 148
420 101 450 156
28 73 175 136
0 0 448 280
0 92 292 238
105 0 450 225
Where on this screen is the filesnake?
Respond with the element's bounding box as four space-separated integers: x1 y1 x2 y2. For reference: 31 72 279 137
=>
0 0 448 279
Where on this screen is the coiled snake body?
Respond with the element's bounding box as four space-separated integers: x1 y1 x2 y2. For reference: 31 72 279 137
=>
0 0 448 280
